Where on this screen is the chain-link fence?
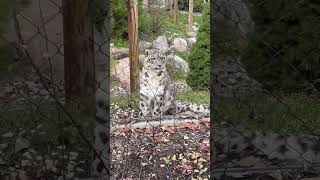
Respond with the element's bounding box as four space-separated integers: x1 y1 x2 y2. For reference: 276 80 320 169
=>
0 0 110 179
0 0 211 179
1 0 318 179
110 0 210 179
211 0 320 179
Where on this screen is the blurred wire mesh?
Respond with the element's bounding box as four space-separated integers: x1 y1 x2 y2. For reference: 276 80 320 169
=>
211 0 320 179
0 0 211 179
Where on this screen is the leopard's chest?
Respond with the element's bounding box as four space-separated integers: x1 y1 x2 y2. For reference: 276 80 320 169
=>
140 69 169 96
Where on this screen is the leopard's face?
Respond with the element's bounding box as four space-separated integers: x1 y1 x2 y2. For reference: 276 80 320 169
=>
144 49 167 70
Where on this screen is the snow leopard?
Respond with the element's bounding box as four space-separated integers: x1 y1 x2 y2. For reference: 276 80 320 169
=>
139 48 210 118
139 49 175 117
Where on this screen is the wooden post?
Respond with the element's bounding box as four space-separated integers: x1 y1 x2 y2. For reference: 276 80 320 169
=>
128 0 139 95
188 0 193 30
173 0 178 24
62 0 95 113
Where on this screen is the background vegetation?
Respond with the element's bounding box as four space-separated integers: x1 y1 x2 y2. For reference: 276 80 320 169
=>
241 0 320 92
178 0 205 12
186 3 210 90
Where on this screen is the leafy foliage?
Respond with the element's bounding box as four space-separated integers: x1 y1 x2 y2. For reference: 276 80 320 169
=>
241 0 320 91
186 3 209 90
110 0 150 39
178 0 205 12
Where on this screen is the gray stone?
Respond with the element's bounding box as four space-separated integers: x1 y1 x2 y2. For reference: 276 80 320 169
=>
139 41 152 53
22 152 33 160
166 55 190 74
213 56 263 97
171 38 188 52
152 36 169 51
187 37 197 47
15 137 30 153
187 32 197 38
2 132 14 138
111 46 129 60
111 58 130 89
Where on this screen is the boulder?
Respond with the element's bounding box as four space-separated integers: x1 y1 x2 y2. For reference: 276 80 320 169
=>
187 32 197 38
166 55 190 74
139 41 152 53
152 36 169 51
187 37 197 47
111 58 130 88
111 46 129 60
171 38 188 52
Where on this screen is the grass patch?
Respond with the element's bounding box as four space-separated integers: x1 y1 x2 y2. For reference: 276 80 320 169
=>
110 57 119 88
111 95 139 110
111 38 128 47
140 10 202 42
176 90 209 104
215 93 320 134
167 66 187 81
178 10 202 26
111 90 209 110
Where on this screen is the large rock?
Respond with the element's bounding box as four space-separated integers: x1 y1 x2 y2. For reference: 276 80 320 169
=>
152 36 169 51
139 41 152 53
187 32 197 38
112 58 130 88
167 55 190 74
171 38 188 52
213 56 262 97
187 37 197 48
111 46 129 60
213 0 254 34
15 137 30 153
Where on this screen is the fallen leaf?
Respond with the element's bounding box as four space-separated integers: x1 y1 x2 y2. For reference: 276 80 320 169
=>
180 163 193 174
179 122 198 130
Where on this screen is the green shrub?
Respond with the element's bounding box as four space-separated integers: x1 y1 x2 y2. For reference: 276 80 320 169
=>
139 9 165 40
178 0 205 12
110 0 150 39
241 0 320 91
186 3 210 90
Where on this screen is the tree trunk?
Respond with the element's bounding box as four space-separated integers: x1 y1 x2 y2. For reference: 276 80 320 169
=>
128 0 139 95
188 0 193 30
62 0 95 113
173 0 178 24
170 0 173 13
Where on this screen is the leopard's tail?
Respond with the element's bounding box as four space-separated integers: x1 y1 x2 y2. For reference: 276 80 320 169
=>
175 101 210 116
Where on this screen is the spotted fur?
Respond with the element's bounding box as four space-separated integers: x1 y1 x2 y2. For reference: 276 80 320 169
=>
139 49 210 118
139 49 175 117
